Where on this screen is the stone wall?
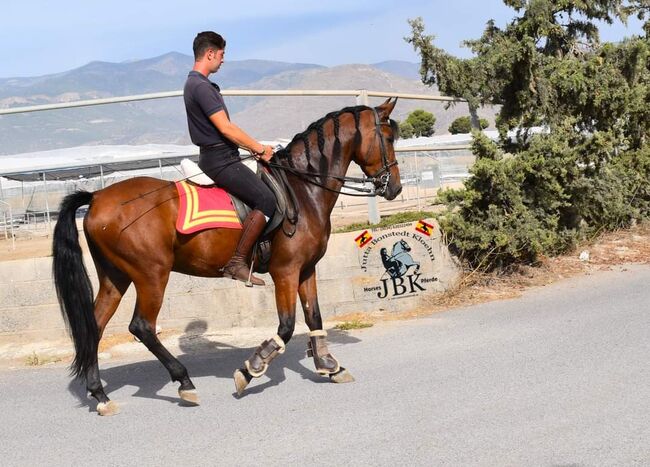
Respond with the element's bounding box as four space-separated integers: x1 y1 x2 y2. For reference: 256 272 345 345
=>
0 219 460 344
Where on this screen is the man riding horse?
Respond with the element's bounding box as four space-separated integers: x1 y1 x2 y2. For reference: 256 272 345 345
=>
184 31 274 286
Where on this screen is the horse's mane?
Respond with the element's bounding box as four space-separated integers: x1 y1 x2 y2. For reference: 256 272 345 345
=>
275 105 399 181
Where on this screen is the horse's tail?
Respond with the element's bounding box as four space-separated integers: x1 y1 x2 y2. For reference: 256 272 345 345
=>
52 190 97 379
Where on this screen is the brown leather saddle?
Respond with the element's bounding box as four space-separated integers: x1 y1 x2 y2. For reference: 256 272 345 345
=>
179 158 297 273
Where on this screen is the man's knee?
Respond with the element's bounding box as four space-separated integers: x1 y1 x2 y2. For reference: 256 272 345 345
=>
258 189 276 219
261 199 276 219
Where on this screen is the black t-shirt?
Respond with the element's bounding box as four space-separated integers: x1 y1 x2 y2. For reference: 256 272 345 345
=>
183 71 237 150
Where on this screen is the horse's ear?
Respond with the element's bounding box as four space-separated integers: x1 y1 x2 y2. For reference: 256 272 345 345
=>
376 97 398 120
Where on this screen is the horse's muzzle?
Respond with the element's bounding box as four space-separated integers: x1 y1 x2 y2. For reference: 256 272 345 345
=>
383 182 402 201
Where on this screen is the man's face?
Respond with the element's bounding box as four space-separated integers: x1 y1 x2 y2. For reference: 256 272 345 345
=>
208 48 225 73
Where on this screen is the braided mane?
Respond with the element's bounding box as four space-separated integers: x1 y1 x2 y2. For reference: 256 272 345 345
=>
275 105 369 174
274 105 400 184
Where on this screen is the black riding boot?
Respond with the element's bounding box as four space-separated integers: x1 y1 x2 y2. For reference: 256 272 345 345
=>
222 209 267 286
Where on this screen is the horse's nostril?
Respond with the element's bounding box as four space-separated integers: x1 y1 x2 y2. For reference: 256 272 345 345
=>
384 184 402 201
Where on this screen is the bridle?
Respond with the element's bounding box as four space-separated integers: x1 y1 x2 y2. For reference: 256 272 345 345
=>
360 108 399 196
267 107 398 197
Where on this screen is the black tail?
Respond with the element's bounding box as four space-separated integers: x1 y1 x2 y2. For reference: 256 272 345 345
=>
52 190 97 379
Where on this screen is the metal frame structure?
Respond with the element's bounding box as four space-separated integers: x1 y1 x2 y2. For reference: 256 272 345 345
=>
0 89 472 246
0 200 15 250
0 89 463 116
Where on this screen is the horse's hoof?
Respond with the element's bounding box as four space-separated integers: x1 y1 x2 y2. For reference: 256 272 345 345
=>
96 401 120 416
233 369 250 396
329 367 355 384
178 389 200 406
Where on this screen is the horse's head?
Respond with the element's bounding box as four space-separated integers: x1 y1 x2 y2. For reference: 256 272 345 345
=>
353 98 402 200
398 239 411 252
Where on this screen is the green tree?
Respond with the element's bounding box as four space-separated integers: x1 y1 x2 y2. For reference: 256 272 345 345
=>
406 2 650 143
405 1 650 270
399 120 415 139
405 109 436 137
448 116 489 134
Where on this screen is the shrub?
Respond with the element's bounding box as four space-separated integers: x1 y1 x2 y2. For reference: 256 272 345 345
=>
448 116 489 134
399 121 414 139
404 109 436 137
407 3 650 270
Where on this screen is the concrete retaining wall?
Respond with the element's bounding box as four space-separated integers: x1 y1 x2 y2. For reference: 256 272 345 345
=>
0 219 460 344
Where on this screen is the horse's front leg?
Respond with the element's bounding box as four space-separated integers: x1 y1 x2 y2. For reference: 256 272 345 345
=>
233 269 298 396
298 267 355 384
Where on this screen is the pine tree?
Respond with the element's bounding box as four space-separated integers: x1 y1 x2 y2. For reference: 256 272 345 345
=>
405 1 650 270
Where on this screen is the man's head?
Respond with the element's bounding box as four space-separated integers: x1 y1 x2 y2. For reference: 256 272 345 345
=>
193 31 226 59
192 31 226 74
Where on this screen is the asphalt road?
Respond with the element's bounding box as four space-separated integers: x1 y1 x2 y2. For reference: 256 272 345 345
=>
1 265 648 466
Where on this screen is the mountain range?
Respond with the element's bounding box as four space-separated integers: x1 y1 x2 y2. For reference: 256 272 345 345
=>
0 53 493 155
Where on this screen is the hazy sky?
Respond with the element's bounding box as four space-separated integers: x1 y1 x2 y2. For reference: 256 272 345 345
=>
1 0 645 78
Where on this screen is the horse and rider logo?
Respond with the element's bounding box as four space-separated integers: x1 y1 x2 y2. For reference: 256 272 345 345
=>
380 239 419 279
357 220 438 300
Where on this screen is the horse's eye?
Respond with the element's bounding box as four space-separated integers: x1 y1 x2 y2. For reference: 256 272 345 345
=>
387 137 394 144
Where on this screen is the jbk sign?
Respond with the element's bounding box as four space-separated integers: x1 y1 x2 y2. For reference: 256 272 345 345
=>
356 220 439 300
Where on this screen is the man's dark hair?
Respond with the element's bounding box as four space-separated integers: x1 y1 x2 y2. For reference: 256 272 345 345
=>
193 31 226 60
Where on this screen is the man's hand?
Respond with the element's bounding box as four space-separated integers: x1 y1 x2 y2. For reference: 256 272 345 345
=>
257 145 274 162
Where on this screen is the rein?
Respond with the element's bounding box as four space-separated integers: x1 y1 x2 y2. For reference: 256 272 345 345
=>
267 108 397 197
118 106 397 237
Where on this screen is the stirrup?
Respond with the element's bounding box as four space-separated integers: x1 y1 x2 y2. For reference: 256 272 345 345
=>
245 252 257 287
222 257 265 286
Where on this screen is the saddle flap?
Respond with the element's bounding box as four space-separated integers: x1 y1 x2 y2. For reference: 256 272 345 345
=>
174 181 241 234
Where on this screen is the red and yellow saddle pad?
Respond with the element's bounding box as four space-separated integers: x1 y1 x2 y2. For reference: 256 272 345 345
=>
175 180 242 234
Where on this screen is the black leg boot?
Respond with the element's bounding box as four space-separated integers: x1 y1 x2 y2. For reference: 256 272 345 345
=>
222 209 267 286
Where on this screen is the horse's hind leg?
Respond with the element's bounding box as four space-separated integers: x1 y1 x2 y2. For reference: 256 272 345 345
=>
298 267 354 383
87 265 131 416
129 276 199 405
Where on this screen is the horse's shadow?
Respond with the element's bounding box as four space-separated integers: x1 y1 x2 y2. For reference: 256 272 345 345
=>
67 321 362 410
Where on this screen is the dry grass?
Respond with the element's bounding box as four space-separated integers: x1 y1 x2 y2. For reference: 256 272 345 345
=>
334 319 374 331
24 351 62 366
332 222 650 323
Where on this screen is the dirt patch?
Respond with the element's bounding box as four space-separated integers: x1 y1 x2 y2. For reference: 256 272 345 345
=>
0 219 89 262
376 222 650 321
0 234 53 261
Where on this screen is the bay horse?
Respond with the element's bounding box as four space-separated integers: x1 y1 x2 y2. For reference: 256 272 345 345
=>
52 98 401 415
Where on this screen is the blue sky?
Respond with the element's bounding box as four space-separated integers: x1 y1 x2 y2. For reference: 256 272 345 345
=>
0 0 645 78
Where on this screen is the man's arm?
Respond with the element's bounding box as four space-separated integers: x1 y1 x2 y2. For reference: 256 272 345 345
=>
209 110 273 161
